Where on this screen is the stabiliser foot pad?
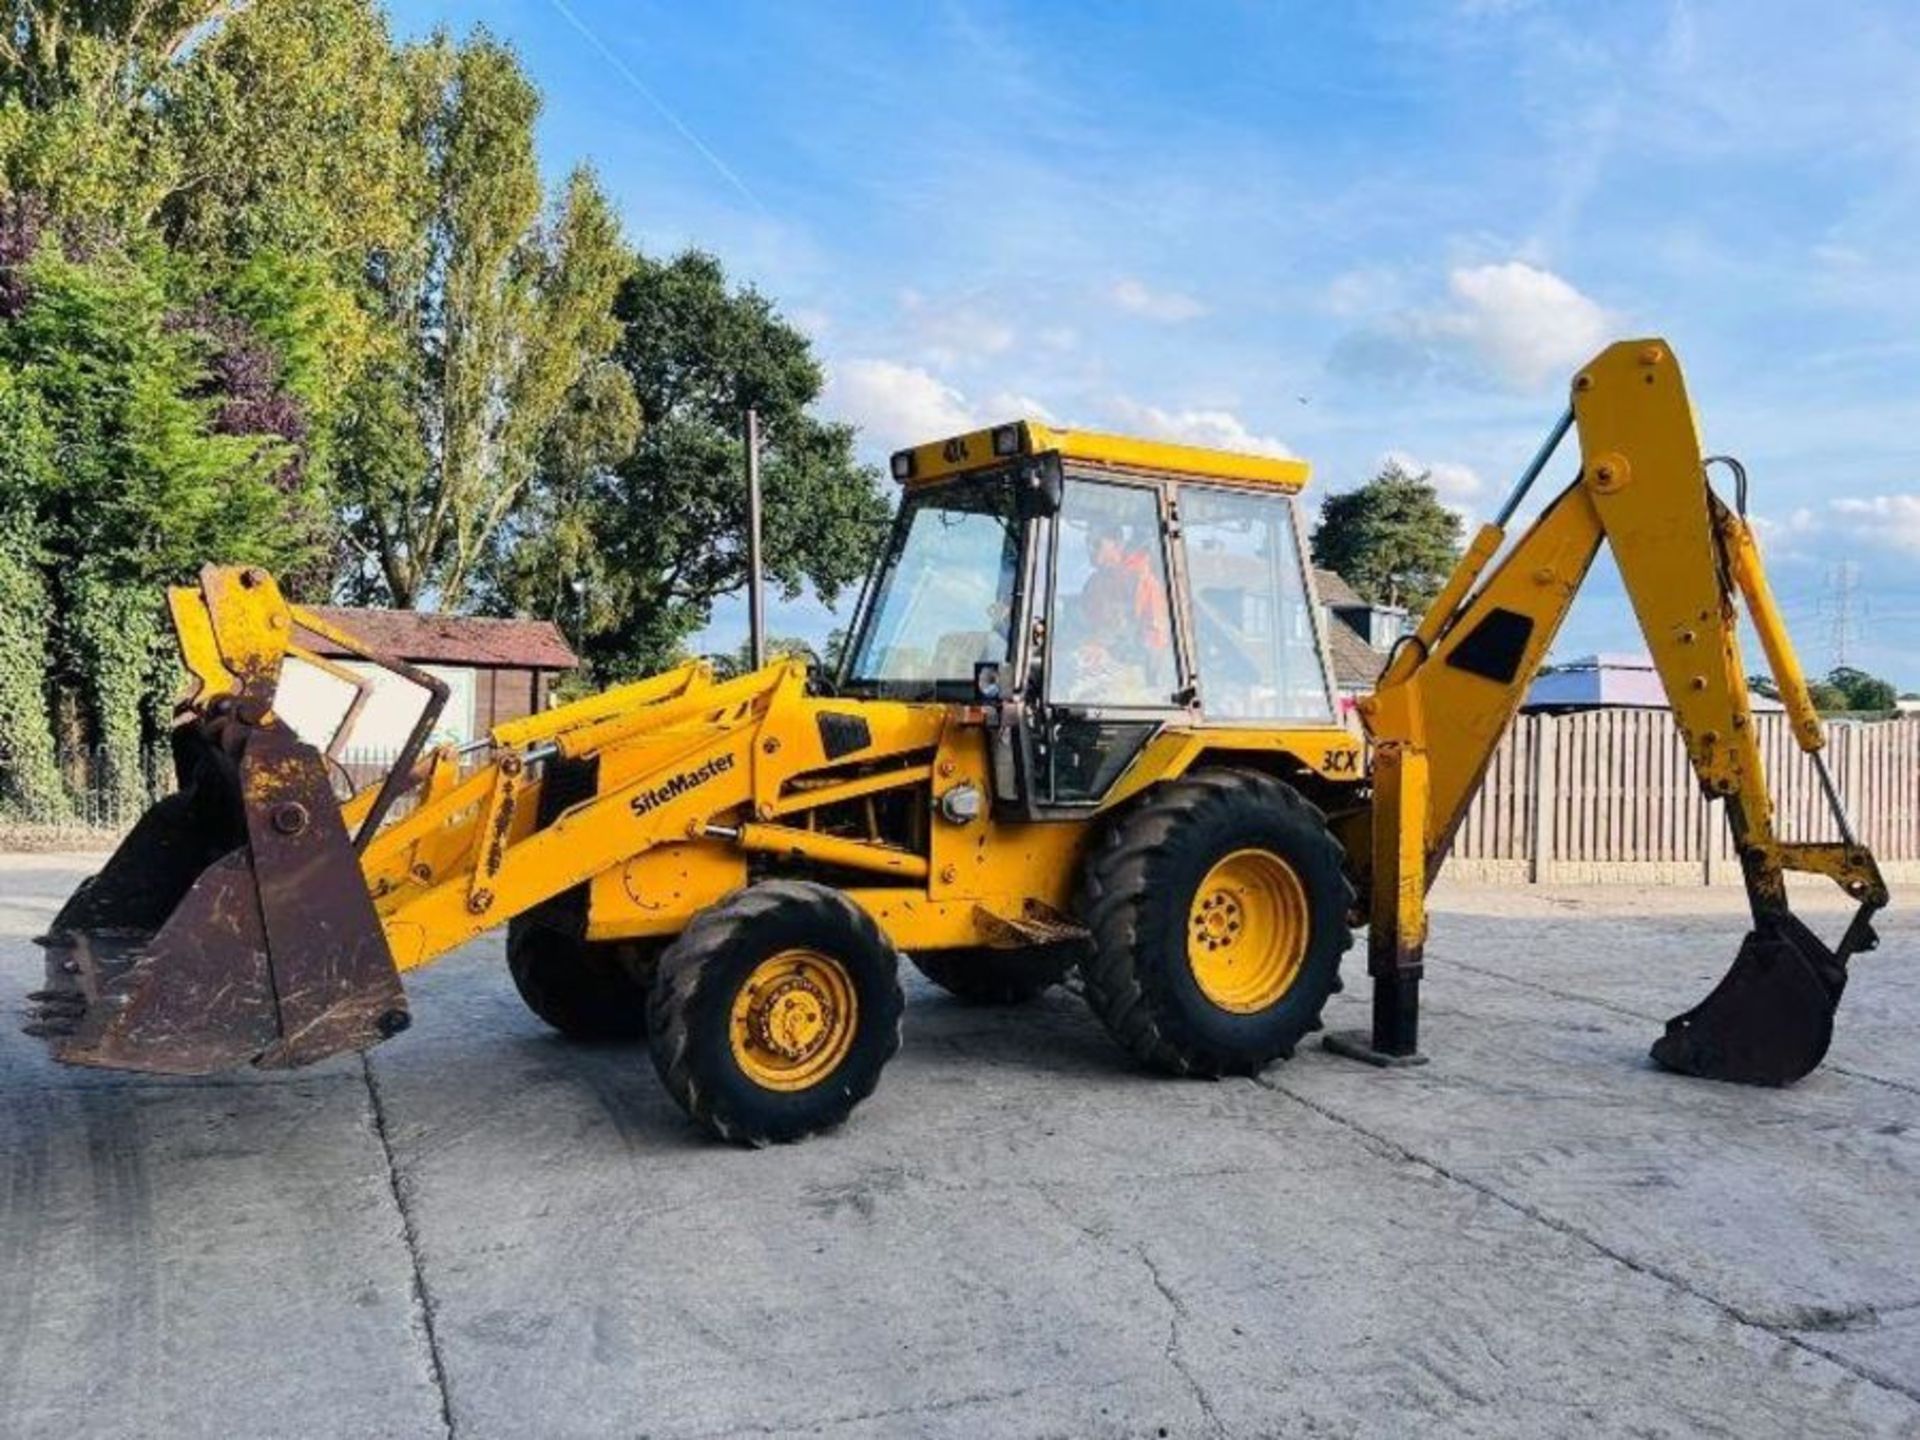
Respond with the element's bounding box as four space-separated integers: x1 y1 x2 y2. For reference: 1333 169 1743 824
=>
1322 1030 1430 1068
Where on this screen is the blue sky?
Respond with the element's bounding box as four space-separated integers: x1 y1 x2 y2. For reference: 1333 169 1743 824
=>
390 0 1920 686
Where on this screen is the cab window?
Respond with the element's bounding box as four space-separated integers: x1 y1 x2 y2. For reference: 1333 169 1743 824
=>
845 474 1019 699
1047 479 1179 708
1180 485 1333 721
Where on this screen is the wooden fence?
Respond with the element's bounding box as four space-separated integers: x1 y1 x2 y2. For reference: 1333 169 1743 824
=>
8 717 1916 883
1447 711 1920 884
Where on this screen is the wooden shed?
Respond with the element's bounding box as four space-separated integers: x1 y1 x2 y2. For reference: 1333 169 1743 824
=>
285 606 578 755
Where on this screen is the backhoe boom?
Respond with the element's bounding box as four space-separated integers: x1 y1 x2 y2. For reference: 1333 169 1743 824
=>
1334 339 1887 1083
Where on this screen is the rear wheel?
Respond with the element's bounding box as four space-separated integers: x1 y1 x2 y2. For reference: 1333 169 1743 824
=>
506 917 655 1042
648 881 904 1145
908 945 1078 1004
1079 769 1352 1076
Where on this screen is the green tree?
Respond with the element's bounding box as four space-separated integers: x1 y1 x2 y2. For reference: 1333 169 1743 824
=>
1806 679 1849 713
160 0 421 272
0 0 215 235
1309 458 1463 614
0 368 63 815
339 34 634 609
505 249 889 679
0 246 322 808
1826 666 1897 713
708 635 825 681
1 1 413 264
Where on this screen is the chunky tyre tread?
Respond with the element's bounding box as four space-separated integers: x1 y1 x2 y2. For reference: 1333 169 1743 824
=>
1079 769 1354 1077
908 945 1079 1005
647 880 904 1145
506 917 654 1042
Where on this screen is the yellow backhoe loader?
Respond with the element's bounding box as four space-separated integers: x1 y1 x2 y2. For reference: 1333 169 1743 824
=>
26 339 1887 1143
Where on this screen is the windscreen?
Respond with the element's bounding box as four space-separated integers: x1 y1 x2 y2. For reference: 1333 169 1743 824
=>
845 474 1020 699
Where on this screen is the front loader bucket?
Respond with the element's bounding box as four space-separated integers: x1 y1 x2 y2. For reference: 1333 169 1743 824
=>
26 715 410 1076
1650 913 1852 1087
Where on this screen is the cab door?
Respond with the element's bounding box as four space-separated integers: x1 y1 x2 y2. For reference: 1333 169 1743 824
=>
993 472 1194 814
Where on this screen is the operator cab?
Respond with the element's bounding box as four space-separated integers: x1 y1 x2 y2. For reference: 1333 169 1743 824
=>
840 420 1336 817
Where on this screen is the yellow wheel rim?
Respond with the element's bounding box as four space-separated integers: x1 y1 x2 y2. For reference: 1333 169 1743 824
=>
1186 848 1310 1013
728 949 858 1092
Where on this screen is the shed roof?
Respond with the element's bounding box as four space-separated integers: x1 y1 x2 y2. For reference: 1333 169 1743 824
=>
1524 653 1784 712
299 606 578 671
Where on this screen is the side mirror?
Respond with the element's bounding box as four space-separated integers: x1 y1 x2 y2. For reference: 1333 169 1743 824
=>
1017 454 1064 518
974 661 1004 702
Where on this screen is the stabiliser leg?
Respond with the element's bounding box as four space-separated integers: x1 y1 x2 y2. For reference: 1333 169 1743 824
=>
1325 742 1431 1069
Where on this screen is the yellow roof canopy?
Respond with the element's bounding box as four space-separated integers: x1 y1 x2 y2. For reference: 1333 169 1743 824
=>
890 419 1310 492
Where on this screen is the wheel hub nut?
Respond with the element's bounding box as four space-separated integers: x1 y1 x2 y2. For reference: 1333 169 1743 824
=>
751 975 835 1061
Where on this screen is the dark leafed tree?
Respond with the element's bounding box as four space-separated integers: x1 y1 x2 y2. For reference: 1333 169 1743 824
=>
1825 666 1897 714
1755 667 1898 714
1806 679 1849 713
496 249 890 679
0 1 423 800
1309 458 1463 615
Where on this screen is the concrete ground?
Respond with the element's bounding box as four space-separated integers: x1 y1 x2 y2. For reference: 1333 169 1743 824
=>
2 853 1916 1440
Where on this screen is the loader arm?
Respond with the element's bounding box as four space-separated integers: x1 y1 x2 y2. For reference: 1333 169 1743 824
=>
1333 338 1886 1084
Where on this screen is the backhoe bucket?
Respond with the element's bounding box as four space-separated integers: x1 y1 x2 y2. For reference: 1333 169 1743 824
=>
27 715 409 1076
1650 914 1850 1087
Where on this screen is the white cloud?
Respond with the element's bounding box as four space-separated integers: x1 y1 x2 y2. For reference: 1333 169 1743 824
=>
1331 261 1616 391
1110 399 1293 457
1111 277 1207 322
824 360 976 453
1438 263 1614 389
1828 495 1920 555
1380 449 1485 502
822 362 1057 453
981 391 1059 425
1747 494 1920 570
787 306 832 340
898 289 1017 369
1323 266 1401 318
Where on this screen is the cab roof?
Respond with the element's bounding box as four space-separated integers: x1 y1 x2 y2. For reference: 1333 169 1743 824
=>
889 419 1311 493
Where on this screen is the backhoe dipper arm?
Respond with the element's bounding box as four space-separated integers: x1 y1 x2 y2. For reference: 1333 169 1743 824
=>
1332 338 1885 1085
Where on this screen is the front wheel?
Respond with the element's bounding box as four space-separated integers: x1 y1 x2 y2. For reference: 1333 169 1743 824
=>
1079 770 1353 1076
648 881 905 1145
506 917 656 1041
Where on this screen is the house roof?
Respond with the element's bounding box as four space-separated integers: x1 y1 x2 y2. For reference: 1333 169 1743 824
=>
1524 653 1784 712
1312 568 1365 608
298 606 578 671
1312 568 1389 689
1325 618 1387 690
